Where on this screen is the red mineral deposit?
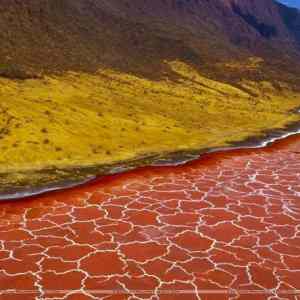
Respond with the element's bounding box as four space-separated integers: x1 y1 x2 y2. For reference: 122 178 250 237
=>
0 135 300 299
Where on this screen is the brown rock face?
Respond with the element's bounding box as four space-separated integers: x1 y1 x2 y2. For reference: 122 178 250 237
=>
0 0 299 83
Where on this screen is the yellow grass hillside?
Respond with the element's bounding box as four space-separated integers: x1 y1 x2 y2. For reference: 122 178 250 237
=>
0 61 299 194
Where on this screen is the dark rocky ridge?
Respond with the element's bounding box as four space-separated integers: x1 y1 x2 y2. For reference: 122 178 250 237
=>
0 0 300 84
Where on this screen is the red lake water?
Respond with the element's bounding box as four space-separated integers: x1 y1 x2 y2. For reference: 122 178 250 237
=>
0 135 300 299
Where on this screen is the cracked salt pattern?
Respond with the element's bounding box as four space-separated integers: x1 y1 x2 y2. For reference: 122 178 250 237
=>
0 135 300 300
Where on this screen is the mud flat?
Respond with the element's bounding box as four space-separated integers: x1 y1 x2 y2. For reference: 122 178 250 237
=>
0 131 299 298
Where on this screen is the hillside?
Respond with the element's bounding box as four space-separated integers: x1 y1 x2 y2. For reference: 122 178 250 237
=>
1 0 300 82
0 0 300 196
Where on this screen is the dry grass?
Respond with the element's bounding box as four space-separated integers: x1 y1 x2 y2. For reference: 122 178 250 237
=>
0 61 299 191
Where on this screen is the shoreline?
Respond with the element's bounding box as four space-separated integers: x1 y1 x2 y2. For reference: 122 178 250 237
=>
1 109 300 201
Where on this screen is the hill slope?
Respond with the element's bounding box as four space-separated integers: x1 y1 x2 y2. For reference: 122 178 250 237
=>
1 0 300 82
0 0 300 197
